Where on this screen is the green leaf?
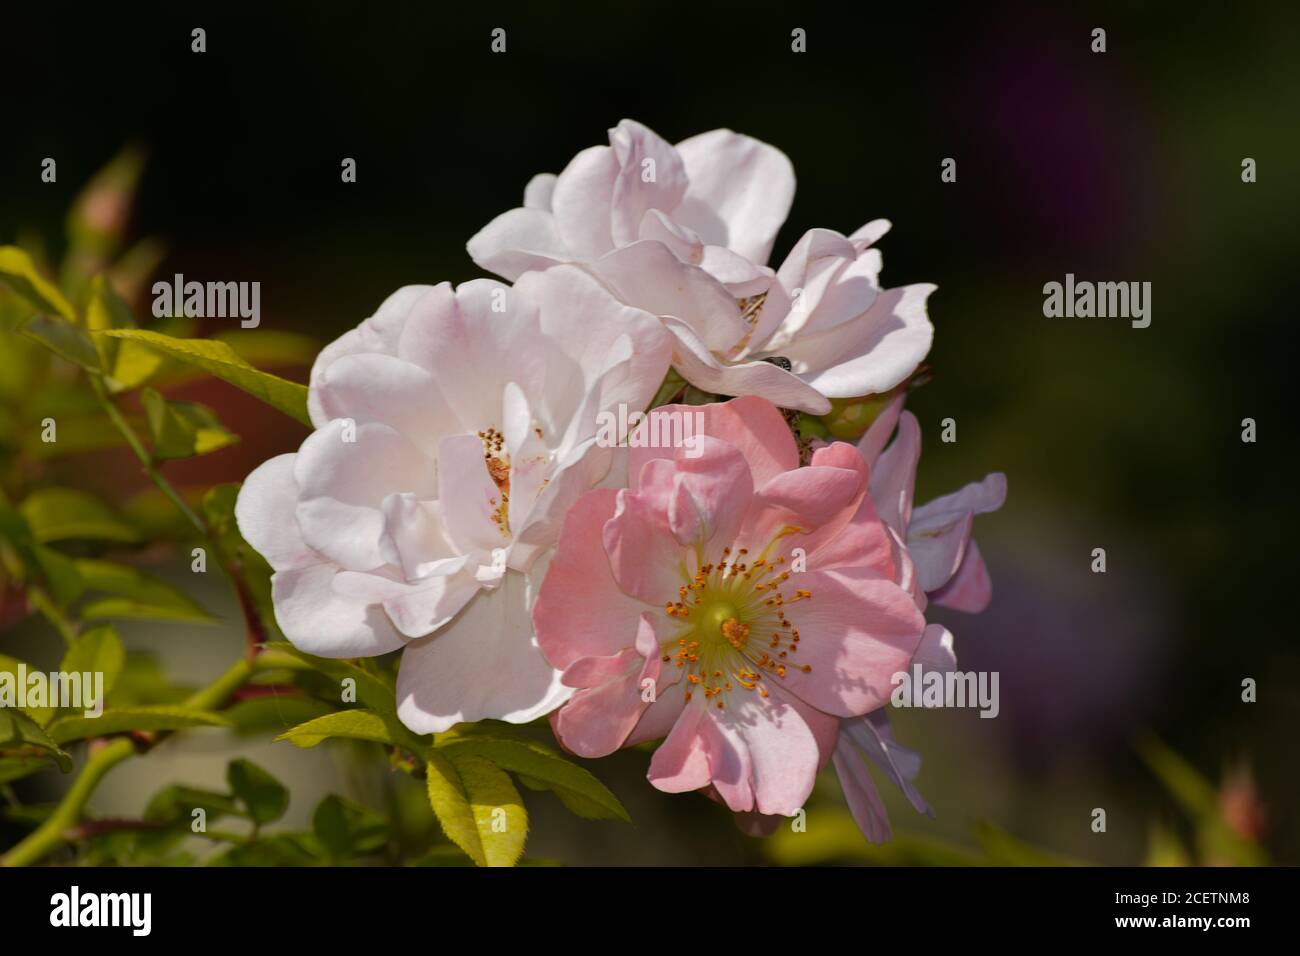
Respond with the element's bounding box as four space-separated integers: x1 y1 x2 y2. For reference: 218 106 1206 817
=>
227 758 289 825
46 705 231 744
260 643 395 718
19 488 140 544
60 624 126 699
103 338 165 391
139 387 238 460
437 735 630 823
224 694 332 735
213 329 319 368
276 709 393 749
100 329 310 425
84 274 136 331
145 784 243 824
972 820 1085 866
765 811 986 866
32 544 85 605
0 756 56 784
19 315 101 371
75 558 213 624
312 794 389 862
0 246 76 322
425 749 527 867
0 708 73 772
0 653 54 726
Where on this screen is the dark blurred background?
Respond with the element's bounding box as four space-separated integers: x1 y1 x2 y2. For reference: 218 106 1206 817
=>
3 1 1297 864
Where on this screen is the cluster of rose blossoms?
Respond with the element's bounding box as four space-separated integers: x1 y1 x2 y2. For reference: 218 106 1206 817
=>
235 120 1006 842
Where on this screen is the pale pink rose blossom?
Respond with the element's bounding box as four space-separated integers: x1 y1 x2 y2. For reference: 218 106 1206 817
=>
533 396 926 816
469 120 934 414
236 266 671 733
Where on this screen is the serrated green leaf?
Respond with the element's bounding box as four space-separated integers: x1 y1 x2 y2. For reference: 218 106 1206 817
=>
312 794 388 862
227 758 289 825
46 705 230 744
438 735 630 823
224 694 331 735
140 387 238 460
425 749 526 867
19 315 100 370
0 246 76 322
0 708 73 771
60 624 125 699
100 329 310 425
276 709 393 749
19 488 139 544
213 329 319 367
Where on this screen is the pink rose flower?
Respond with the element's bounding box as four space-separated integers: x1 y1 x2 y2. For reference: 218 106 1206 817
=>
534 396 926 816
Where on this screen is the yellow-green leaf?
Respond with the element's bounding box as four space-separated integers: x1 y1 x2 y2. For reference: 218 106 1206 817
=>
0 709 73 771
46 705 231 744
426 750 526 867
0 246 76 322
100 329 310 425
19 488 140 544
276 709 393 749
0 654 54 726
74 558 214 623
141 387 238 459
60 624 126 700
19 315 100 371
437 735 629 823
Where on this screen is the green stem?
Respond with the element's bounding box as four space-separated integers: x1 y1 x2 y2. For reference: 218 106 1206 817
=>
90 378 206 536
0 656 260 867
28 586 79 646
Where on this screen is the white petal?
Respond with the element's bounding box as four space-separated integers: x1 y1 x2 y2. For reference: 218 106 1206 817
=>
395 570 570 732
235 454 316 572
551 144 619 259
466 207 568 282
293 420 436 571
663 317 831 414
271 564 405 658
674 129 795 266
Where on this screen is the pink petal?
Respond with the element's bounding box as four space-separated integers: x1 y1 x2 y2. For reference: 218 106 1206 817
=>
774 567 926 717
533 488 653 670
